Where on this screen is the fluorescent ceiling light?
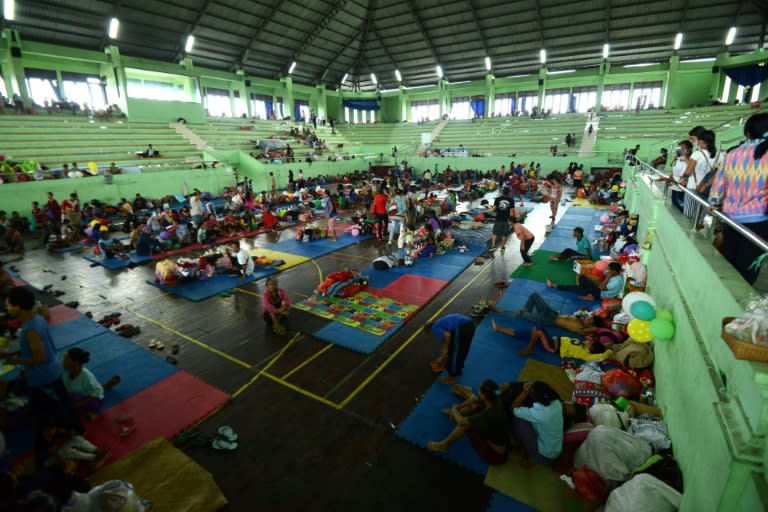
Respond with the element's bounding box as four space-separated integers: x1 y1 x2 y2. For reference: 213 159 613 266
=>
108 17 119 39
680 57 716 63
341 73 348 83
674 33 683 50
540 49 546 64
602 44 609 59
623 62 657 68
404 84 434 90
370 73 377 84
184 35 195 53
548 69 576 75
288 61 296 74
485 56 491 71
436 65 443 78
395 69 402 82
725 27 736 45
3 0 14 21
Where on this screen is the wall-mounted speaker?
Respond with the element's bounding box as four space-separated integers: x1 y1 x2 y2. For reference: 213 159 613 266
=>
244 80 252 87
712 66 720 74
10 47 22 58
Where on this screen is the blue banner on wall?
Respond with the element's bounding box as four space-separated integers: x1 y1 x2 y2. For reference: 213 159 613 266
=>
342 99 380 111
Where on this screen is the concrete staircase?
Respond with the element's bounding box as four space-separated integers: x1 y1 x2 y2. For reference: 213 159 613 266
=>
173 122 212 152
420 118 449 153
578 117 599 157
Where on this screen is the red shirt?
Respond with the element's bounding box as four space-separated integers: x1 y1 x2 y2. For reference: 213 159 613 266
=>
373 193 389 215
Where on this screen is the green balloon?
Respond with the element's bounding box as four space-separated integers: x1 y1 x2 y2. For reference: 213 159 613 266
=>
620 188 626 194
656 309 673 322
650 318 675 340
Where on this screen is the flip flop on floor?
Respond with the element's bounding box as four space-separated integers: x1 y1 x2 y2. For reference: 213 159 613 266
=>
212 438 238 451
165 356 178 365
218 426 238 442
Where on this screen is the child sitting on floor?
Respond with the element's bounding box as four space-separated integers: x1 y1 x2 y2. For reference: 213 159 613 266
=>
37 419 110 474
62 348 120 420
412 223 437 259
97 232 128 259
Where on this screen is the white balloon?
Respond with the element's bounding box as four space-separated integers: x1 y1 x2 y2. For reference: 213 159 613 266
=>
622 291 656 316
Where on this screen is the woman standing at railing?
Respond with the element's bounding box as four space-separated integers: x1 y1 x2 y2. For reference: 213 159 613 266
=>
680 130 722 230
708 113 768 285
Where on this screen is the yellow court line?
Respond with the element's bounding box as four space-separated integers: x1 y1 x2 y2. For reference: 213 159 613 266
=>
231 333 299 399
125 306 252 369
325 251 372 262
262 371 341 409
335 262 493 410
281 343 334 379
235 288 262 299
311 259 323 282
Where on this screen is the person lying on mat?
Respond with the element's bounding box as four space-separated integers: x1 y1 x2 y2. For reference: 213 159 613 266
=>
427 379 509 465
426 313 477 384
262 277 291 335
62 348 121 420
490 292 603 337
546 261 624 301
508 381 563 467
227 241 254 280
490 320 611 360
549 227 592 261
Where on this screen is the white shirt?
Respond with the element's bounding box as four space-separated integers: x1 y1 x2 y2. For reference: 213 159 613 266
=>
688 151 722 190
190 196 203 216
236 248 254 275
671 159 687 192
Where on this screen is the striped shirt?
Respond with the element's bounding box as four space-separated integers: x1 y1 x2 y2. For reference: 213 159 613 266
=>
709 140 768 223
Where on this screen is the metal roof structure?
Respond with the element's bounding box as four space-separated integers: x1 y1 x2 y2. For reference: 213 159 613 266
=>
7 0 768 90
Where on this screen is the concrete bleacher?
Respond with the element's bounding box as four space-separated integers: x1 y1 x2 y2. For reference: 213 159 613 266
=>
595 105 763 159
338 121 437 153
0 115 200 169
190 117 350 157
436 115 587 156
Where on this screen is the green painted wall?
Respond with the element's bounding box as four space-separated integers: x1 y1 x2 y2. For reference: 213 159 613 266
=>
625 165 768 511
667 65 714 109
0 168 235 218
126 98 205 123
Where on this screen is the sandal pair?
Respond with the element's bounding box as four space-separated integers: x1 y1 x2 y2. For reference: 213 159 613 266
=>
148 339 165 350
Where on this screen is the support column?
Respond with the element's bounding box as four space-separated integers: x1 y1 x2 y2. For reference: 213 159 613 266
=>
315 84 327 119
281 76 294 120
710 52 728 103
398 85 406 122
438 79 449 118
596 61 608 112
537 67 546 110
485 73 495 117
663 56 679 108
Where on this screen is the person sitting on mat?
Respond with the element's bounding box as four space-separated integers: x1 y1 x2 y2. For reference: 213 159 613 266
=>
227 241 254 280
427 379 509 465
549 227 592 261
97 232 129 260
62 348 121 420
490 320 610 360
262 277 291 335
509 381 563 467
490 292 604 337
546 261 624 301
426 313 477 384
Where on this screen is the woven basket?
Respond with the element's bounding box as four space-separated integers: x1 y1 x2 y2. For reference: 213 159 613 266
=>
721 317 768 363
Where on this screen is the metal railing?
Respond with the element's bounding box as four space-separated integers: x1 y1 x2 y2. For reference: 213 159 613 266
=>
626 154 768 254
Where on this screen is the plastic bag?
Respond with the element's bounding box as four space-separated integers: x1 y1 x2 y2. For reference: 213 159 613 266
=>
62 480 151 512
724 295 768 346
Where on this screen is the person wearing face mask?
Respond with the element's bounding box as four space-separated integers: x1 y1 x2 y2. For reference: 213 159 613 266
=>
680 129 722 229
665 140 692 213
